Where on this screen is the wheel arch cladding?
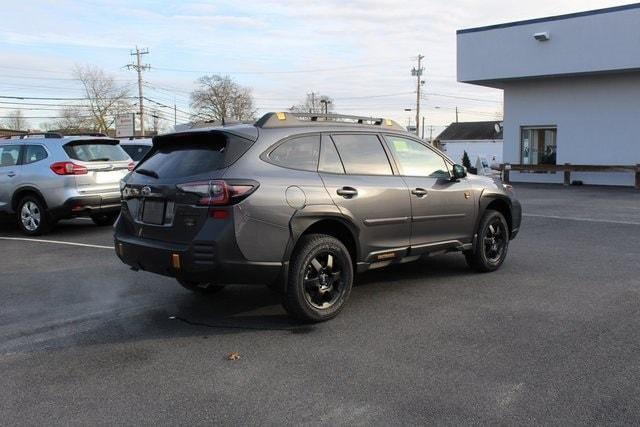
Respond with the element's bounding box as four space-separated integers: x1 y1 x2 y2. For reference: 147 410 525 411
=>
288 215 359 265
12 187 48 211
482 195 512 234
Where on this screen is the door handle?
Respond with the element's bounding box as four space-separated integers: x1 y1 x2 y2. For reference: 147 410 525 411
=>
336 187 358 198
7 172 16 178
411 188 428 197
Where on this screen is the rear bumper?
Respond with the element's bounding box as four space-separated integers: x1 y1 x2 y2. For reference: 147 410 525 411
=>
50 194 121 219
114 221 282 286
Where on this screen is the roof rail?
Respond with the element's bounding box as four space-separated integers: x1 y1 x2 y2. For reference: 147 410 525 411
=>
63 132 107 137
17 132 64 139
255 112 405 131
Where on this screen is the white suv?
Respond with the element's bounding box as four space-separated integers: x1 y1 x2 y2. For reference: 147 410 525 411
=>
0 133 133 235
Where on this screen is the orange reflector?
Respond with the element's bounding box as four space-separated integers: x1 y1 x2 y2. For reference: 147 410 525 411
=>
276 112 286 120
171 253 181 269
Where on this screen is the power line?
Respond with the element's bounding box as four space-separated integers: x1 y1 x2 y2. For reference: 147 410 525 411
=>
152 60 407 75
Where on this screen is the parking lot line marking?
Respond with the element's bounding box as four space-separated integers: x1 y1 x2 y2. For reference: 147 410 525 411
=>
0 236 113 250
523 213 640 226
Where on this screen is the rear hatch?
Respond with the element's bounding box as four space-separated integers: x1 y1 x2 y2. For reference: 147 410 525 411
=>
121 130 257 244
63 139 132 195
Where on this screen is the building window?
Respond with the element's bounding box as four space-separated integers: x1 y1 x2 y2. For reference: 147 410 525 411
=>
521 127 557 165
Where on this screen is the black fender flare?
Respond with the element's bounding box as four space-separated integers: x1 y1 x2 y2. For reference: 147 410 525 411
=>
283 204 361 263
474 189 514 237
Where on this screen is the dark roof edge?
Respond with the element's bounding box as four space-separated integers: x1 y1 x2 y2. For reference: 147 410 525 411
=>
457 2 640 34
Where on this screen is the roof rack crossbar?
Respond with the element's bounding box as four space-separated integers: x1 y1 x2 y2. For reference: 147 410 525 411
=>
255 112 404 131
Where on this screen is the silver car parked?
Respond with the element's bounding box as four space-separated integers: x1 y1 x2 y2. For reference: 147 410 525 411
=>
0 132 133 235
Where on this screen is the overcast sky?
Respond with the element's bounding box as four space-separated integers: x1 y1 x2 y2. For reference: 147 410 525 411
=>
0 0 632 132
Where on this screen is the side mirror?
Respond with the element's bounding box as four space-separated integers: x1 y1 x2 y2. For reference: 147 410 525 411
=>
452 164 467 179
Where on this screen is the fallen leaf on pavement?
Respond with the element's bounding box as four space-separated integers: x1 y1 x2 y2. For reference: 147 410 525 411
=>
228 352 241 361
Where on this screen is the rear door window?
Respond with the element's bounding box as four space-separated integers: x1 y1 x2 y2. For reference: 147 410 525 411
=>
331 134 392 175
64 141 129 162
0 145 21 167
137 131 254 179
24 145 48 164
268 135 320 171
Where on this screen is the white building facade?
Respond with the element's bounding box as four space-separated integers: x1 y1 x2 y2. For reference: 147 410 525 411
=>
457 4 640 186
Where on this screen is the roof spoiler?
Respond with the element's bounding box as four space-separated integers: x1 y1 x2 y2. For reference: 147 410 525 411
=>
255 112 405 131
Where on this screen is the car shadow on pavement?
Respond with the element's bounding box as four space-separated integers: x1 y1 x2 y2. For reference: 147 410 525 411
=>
11 253 474 354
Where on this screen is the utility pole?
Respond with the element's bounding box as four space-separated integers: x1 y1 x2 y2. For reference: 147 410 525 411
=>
421 116 425 139
126 47 150 137
455 106 459 123
411 54 424 137
174 104 177 127
429 125 434 143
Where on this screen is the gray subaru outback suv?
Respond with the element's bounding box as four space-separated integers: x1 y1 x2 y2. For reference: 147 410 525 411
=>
0 133 132 235
115 112 521 322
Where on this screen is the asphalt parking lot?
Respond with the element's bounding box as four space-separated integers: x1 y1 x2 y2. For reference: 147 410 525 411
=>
1 184 639 425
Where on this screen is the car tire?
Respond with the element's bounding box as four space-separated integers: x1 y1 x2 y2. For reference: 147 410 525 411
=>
177 279 226 295
464 209 510 272
91 212 119 226
283 234 353 323
17 195 52 236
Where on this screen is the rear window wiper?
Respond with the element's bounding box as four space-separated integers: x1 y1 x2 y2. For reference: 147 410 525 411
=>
135 168 159 179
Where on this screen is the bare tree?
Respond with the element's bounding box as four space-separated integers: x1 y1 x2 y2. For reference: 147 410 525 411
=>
190 75 256 123
290 93 335 114
50 107 93 133
74 65 132 133
1 109 29 131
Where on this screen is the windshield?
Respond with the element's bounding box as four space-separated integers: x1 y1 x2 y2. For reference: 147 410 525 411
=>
64 141 129 162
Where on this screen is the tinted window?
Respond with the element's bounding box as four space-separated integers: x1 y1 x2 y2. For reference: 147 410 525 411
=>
319 136 344 174
24 145 48 164
269 135 319 171
137 132 252 179
122 144 151 161
331 134 392 175
0 145 21 167
385 136 449 178
64 141 129 162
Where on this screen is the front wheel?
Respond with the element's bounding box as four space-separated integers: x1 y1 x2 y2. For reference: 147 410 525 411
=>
464 209 510 272
177 279 226 295
283 234 353 323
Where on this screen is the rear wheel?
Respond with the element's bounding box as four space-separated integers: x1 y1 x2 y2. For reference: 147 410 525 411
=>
177 279 226 295
283 234 353 323
91 212 119 226
17 195 51 236
464 209 509 272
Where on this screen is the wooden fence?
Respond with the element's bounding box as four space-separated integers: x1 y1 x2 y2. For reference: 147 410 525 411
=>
499 163 640 189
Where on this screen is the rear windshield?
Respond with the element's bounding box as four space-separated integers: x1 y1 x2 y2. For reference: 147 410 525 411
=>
64 141 129 162
121 144 151 161
136 131 254 178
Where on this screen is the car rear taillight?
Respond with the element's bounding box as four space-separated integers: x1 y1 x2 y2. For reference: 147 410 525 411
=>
177 180 258 206
50 161 88 175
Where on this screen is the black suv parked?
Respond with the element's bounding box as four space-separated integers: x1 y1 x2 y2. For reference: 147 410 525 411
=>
115 113 521 322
